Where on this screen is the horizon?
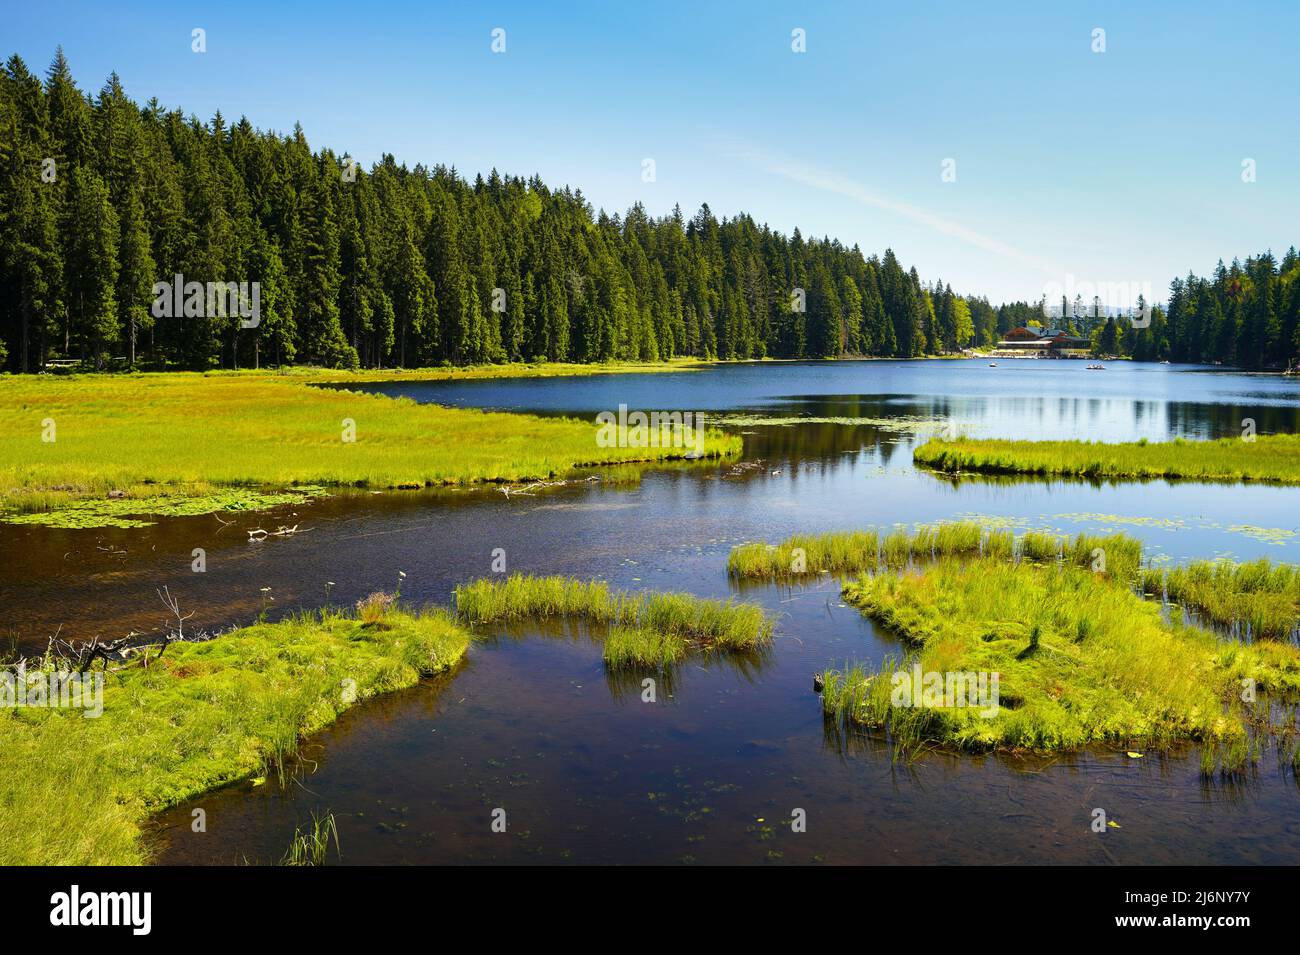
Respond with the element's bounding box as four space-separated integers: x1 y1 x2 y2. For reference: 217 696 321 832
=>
6 0 1298 308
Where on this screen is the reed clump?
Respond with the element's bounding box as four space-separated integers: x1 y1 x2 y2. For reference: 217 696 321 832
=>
455 574 775 664
1154 559 1299 640
603 626 688 669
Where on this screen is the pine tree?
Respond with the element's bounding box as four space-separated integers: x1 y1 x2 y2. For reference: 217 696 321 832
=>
63 167 119 367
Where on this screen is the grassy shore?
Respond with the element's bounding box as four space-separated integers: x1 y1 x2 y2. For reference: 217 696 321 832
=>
0 603 471 865
0 371 740 526
312 357 717 384
455 573 775 667
914 434 1300 484
821 559 1300 768
0 574 771 865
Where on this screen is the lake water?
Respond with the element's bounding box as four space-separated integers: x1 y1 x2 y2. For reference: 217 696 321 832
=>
6 359 1299 864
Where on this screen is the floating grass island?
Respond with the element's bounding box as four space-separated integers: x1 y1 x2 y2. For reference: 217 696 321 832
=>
455 573 776 667
822 560 1300 768
730 522 1300 769
0 370 741 527
913 434 1300 485
728 521 1296 638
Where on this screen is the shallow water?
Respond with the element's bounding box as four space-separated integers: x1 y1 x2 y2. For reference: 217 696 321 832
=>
6 359 1299 864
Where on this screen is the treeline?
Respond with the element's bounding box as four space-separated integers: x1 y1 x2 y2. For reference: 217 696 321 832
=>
1097 254 1300 368
0 51 1005 373
2 52 1296 373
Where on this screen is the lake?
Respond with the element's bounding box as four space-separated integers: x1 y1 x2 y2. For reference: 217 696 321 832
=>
6 359 1299 864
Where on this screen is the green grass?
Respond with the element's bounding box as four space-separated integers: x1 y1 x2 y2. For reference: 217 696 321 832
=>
1145 559 1300 640
279 811 342 866
312 357 717 384
603 626 688 669
0 371 741 526
914 434 1300 485
0 603 470 865
822 559 1300 766
728 521 1140 580
732 521 1295 639
455 573 775 663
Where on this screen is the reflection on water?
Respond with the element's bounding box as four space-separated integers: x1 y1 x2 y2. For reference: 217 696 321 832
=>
335 359 1300 441
6 360 1300 864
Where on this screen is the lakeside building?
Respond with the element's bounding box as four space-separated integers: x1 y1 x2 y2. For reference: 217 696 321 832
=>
994 324 1092 358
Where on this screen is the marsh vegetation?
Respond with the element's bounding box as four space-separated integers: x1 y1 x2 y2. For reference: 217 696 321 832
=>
914 434 1300 485
0 602 470 865
820 559 1300 769
0 372 740 526
455 573 775 667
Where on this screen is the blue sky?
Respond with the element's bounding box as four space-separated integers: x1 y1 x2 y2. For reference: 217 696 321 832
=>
7 1 1298 304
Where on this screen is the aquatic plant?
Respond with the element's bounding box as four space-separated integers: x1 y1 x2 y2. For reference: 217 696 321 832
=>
455 574 775 659
603 626 688 669
280 811 341 866
823 558 1300 768
1157 559 1299 640
728 522 1137 580
914 434 1300 485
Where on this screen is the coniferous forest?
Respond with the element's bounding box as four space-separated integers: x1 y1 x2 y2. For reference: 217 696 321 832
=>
2 50 1298 373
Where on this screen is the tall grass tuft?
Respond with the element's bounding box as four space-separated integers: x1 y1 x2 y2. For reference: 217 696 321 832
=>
456 574 776 663
1018 530 1062 563
1159 558 1299 640
280 811 341 866
726 530 879 578
604 626 687 669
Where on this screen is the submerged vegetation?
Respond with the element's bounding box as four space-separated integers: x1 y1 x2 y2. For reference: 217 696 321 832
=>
455 573 775 666
0 603 470 865
1 485 326 529
0 372 740 526
820 559 1300 768
914 434 1300 485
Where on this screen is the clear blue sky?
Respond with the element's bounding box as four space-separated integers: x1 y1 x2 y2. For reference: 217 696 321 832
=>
7 0 1298 305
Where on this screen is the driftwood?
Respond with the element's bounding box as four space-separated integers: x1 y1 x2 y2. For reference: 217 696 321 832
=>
247 523 306 540
39 631 132 672
498 476 600 498
21 588 198 676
